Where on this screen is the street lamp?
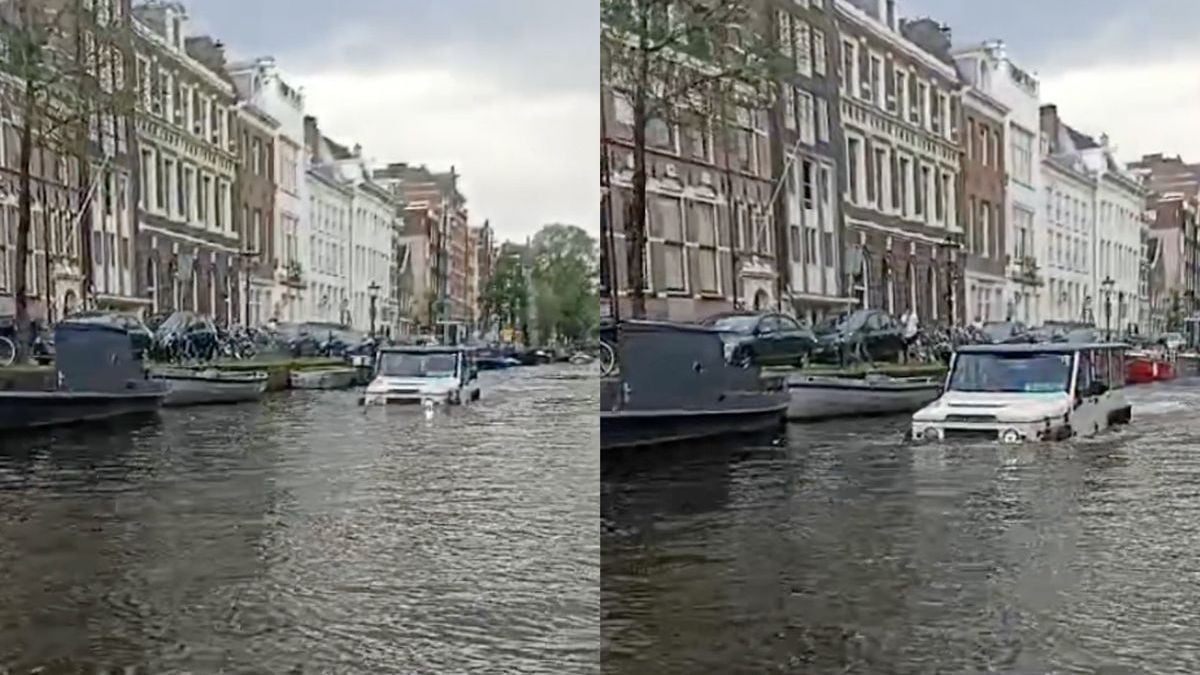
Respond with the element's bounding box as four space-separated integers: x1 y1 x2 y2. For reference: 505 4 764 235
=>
367 280 380 339
240 248 259 326
939 232 964 328
1102 276 1115 341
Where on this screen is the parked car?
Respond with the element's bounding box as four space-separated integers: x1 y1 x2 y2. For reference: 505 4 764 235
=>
699 312 817 367
813 309 906 364
980 321 1031 344
1159 332 1186 350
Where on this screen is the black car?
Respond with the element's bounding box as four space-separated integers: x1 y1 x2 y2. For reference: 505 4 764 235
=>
699 312 817 367
813 309 906 364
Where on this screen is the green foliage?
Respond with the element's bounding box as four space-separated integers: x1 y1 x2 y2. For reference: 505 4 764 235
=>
600 0 788 121
530 224 599 344
483 248 531 338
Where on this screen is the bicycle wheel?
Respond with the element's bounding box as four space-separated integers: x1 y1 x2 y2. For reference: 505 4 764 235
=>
0 336 14 367
599 340 616 376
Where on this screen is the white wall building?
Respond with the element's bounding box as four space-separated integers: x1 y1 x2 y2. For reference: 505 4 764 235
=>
305 165 352 324
1040 152 1095 323
953 41 1044 324
1086 145 1148 334
227 56 309 323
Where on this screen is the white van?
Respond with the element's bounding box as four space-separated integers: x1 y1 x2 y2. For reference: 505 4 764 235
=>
911 342 1132 443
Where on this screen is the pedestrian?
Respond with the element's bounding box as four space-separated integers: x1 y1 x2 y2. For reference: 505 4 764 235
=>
901 307 919 363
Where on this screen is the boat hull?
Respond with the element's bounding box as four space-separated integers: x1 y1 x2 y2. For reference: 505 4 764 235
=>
786 374 943 421
156 370 269 407
289 368 358 390
601 402 786 450
1127 356 1174 384
0 391 164 431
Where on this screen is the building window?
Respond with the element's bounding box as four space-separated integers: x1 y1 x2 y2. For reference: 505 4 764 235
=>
733 107 762 175
846 137 861 203
793 19 811 77
816 97 829 143
869 53 883 108
796 90 815 145
812 28 826 76
783 89 796 130
840 39 856 94
1012 126 1033 184
776 10 791 57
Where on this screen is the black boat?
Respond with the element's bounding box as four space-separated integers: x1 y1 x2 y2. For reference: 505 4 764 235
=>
0 314 168 431
601 319 789 451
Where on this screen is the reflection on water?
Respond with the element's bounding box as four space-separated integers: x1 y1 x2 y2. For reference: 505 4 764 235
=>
0 365 598 674
602 379 1200 674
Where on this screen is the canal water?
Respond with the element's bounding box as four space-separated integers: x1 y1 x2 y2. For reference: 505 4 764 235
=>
0 365 599 673
602 380 1200 674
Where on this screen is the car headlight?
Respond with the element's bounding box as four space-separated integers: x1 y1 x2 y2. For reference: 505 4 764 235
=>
1000 428 1022 444
723 341 737 362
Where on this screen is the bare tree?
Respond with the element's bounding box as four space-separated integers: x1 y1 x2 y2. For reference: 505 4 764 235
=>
0 0 135 362
600 0 785 318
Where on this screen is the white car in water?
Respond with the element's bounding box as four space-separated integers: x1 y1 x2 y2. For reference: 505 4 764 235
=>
360 346 481 406
911 342 1132 443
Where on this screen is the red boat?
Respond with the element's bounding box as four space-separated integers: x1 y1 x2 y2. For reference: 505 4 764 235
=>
1126 352 1175 384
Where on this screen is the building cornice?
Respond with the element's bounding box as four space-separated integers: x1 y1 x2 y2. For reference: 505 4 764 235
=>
132 19 234 96
834 0 958 81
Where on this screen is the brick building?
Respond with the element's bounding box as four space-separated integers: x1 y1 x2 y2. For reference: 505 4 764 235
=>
959 86 1008 323
232 102 278 325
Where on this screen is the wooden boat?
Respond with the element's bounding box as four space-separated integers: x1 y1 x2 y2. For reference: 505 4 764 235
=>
0 315 167 431
786 372 943 421
601 320 788 451
152 367 268 407
289 367 358 390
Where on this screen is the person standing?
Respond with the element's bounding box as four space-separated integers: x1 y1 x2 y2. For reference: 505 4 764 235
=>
902 307 920 363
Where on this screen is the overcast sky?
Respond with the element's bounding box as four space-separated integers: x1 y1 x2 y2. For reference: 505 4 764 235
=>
190 0 599 244
904 0 1200 164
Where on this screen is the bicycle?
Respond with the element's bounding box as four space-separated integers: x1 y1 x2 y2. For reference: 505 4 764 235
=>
0 335 14 367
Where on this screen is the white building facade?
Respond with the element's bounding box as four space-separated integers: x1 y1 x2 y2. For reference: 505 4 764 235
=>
1040 155 1094 323
1089 151 1148 335
305 166 352 325
227 56 309 323
132 3 240 321
953 41 1044 324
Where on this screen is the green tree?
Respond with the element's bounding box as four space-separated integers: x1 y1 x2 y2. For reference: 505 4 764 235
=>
601 0 786 318
530 223 599 344
483 247 530 342
0 0 135 361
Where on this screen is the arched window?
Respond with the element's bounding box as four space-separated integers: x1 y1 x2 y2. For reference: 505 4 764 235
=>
145 257 157 313
881 259 895 315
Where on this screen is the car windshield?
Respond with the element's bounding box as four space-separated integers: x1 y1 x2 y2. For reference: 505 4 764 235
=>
378 352 458 377
703 315 759 334
948 351 1074 393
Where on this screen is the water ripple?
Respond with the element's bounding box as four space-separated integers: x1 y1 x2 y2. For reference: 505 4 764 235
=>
602 381 1200 674
0 364 598 673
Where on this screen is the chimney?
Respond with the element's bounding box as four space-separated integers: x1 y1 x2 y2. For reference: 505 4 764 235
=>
886 0 896 29
353 143 362 158
1039 104 1059 152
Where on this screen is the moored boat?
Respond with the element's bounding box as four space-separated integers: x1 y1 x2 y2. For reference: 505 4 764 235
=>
152 366 268 407
601 320 788 451
786 372 942 421
0 314 168 431
289 367 358 390
1126 351 1175 384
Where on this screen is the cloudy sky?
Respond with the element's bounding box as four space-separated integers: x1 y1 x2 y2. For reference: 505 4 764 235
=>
189 0 599 244
905 0 1200 163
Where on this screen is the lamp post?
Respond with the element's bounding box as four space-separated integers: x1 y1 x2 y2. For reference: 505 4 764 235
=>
367 280 380 339
1102 276 1115 341
939 232 964 328
240 248 259 326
